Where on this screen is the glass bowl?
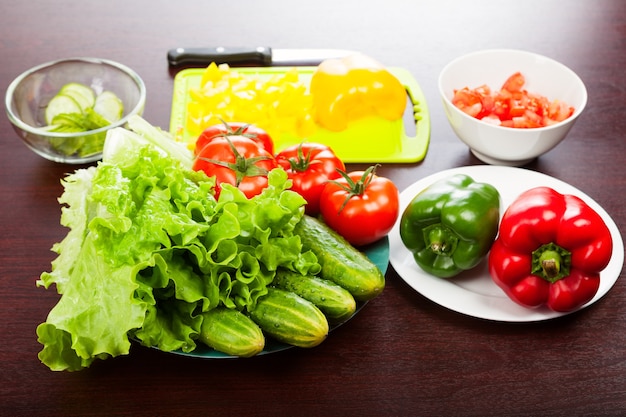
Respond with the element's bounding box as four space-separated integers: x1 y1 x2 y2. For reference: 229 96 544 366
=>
5 57 146 164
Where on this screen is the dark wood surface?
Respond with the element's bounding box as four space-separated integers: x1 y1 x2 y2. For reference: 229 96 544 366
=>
2 1 625 416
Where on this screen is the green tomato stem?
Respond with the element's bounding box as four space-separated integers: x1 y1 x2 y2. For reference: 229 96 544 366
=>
329 164 379 213
197 136 271 186
285 143 312 172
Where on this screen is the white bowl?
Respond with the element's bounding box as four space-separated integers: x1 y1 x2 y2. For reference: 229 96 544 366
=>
5 57 146 164
438 49 587 166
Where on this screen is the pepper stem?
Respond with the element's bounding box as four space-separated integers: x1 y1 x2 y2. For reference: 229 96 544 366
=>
422 224 458 255
531 242 572 283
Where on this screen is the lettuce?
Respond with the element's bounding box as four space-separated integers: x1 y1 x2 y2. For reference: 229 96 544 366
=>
36 117 316 371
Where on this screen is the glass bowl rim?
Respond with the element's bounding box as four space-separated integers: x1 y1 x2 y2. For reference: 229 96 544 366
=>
5 57 147 138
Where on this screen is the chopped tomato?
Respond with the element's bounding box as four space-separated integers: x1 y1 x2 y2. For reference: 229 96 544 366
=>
451 87 484 118
452 72 574 128
501 71 525 93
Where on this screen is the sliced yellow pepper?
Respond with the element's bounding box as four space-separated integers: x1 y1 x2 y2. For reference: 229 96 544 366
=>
186 63 316 143
310 54 406 132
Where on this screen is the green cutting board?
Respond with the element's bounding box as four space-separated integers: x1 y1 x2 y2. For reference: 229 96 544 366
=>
169 66 430 163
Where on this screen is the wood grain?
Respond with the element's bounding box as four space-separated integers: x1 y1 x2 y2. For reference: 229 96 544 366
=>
1 1 625 416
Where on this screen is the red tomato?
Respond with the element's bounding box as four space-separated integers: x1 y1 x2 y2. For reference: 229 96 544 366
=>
451 87 484 118
193 136 277 199
501 71 525 93
195 122 274 156
452 72 575 128
275 143 345 215
319 166 399 246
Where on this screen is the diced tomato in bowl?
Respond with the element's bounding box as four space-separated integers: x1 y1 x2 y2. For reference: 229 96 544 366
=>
438 49 587 166
451 72 575 129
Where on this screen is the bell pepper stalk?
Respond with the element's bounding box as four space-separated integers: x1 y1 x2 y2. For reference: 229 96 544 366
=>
309 53 406 132
399 174 501 278
488 186 613 312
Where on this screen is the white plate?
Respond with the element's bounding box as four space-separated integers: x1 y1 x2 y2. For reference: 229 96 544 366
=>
388 166 624 322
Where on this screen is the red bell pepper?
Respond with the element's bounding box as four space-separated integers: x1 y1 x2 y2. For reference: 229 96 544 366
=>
489 186 613 312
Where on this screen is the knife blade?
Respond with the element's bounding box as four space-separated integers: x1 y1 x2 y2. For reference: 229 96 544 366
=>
167 47 356 67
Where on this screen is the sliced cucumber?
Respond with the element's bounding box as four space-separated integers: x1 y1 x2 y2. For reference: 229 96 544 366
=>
49 113 87 131
94 91 124 123
43 83 124 157
58 82 96 112
45 94 81 125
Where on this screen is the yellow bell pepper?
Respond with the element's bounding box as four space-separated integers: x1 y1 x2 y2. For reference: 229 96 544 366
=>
310 54 406 132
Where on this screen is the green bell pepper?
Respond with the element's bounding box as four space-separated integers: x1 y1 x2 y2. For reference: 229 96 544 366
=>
400 174 500 278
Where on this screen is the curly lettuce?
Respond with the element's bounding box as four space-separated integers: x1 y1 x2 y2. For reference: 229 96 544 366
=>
36 117 317 371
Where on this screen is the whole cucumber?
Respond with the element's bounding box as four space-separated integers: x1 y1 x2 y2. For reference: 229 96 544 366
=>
199 307 265 357
249 288 329 348
273 270 357 323
294 215 385 301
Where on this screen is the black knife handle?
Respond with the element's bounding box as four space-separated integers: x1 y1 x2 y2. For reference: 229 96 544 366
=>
167 47 273 67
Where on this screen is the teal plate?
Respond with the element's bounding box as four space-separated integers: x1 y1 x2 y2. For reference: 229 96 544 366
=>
168 236 389 359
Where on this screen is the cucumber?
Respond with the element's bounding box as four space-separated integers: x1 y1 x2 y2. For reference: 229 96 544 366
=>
199 307 265 357
94 90 124 123
273 270 356 323
58 82 96 112
294 215 385 301
45 94 82 125
45 83 124 126
249 288 329 348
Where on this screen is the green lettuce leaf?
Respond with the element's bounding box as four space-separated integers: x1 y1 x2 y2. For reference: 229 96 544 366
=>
37 245 149 371
36 119 317 371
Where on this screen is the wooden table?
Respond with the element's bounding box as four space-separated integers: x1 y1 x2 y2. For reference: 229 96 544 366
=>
2 1 625 416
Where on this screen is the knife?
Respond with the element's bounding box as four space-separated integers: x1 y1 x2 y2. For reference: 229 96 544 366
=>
167 46 356 67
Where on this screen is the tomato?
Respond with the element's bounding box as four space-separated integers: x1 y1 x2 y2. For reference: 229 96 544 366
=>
195 122 274 156
319 166 399 246
193 136 277 199
501 71 525 93
275 143 345 215
451 87 484 118
452 72 574 128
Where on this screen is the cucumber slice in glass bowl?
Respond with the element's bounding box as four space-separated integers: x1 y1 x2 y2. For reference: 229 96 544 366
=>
94 90 124 122
58 82 96 111
44 94 82 125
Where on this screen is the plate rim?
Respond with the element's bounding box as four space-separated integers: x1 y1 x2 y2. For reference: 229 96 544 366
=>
388 165 624 322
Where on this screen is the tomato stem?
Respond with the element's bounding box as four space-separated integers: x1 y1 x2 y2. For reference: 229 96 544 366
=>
216 118 258 141
285 142 312 172
330 165 379 213
197 136 271 186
